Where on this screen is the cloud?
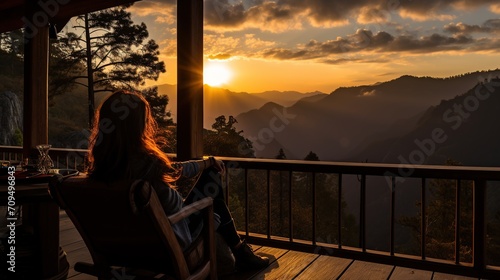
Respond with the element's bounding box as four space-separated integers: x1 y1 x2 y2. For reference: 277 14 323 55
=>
204 1 306 32
129 0 175 17
204 34 241 55
361 89 377 96
134 0 500 33
208 53 232 60
397 0 499 21
444 19 500 34
492 4 500 14
260 28 489 62
244 34 277 49
203 0 500 31
322 58 389 65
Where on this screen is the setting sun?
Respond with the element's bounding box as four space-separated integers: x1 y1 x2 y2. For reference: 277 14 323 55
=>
204 62 232 87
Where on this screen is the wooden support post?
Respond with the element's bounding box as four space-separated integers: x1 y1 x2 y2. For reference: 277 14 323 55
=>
22 3 59 279
23 13 49 159
177 0 204 161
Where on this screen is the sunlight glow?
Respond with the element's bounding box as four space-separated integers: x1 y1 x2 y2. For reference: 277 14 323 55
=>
204 62 232 86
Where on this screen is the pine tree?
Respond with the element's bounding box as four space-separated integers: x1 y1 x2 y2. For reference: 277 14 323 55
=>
276 148 287 159
203 115 254 157
51 5 166 127
304 151 319 161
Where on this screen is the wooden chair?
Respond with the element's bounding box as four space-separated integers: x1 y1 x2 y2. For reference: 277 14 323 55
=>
49 175 217 280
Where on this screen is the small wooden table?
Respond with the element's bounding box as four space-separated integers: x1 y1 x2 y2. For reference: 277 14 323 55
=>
0 173 68 279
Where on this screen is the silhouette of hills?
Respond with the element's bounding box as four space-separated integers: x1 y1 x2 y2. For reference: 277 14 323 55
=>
157 84 326 128
234 69 500 162
351 77 500 166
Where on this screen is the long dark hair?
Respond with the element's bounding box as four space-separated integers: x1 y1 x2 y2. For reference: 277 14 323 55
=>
87 90 177 184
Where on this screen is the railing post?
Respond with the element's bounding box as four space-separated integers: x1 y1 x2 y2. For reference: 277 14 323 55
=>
421 178 426 260
390 176 396 256
289 171 293 242
455 180 461 264
473 179 486 275
267 169 271 239
360 174 366 252
338 174 342 249
312 172 316 246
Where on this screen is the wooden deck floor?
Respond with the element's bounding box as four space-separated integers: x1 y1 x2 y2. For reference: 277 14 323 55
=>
60 211 479 280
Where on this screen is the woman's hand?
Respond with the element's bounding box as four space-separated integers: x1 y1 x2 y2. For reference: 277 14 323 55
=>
210 156 225 174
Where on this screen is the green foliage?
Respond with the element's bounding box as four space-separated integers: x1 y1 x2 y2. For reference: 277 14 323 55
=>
51 5 166 125
398 159 474 262
12 129 22 146
0 31 23 96
141 87 173 127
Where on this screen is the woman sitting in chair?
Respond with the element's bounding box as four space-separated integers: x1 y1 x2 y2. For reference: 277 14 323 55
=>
86 90 269 272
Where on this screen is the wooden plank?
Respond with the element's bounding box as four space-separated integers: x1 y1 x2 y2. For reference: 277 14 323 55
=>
63 239 87 254
59 212 76 232
390 266 432 280
67 272 96 279
295 255 352 280
251 250 317 280
220 246 288 280
339 260 394 280
432 272 478 280
60 227 83 247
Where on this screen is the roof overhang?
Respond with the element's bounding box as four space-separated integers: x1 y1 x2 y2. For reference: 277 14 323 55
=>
0 0 140 34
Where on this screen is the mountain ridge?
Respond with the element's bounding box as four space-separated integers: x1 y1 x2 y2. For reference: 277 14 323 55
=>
234 69 500 162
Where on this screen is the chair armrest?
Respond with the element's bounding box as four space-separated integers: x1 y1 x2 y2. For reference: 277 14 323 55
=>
168 197 213 224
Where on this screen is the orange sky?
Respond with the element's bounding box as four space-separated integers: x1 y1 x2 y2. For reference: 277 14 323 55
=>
135 0 500 93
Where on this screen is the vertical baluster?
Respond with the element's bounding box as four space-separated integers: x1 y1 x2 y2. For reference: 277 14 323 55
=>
267 169 271 239
312 172 316 246
360 174 366 252
473 179 486 274
338 174 342 249
289 171 293 242
421 178 426 260
244 168 249 237
390 176 396 256
455 180 461 264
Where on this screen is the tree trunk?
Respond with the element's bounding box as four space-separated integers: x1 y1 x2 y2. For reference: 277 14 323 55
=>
84 13 95 128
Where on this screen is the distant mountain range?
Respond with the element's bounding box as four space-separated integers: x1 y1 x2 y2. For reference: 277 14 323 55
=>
233 69 500 165
157 84 325 129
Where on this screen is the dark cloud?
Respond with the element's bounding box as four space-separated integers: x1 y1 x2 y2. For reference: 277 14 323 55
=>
208 53 232 60
387 33 474 52
204 0 500 28
262 29 486 61
444 19 500 34
263 49 315 60
205 0 247 26
322 58 389 64
398 0 499 18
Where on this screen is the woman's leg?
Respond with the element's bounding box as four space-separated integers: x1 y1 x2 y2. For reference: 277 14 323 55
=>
185 167 240 247
185 167 269 270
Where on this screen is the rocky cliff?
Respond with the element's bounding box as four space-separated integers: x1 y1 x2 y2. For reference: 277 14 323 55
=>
0 91 23 145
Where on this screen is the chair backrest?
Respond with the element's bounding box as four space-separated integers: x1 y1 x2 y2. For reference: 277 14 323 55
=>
49 175 190 277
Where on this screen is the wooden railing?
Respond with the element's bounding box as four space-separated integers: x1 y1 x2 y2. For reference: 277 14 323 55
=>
2 146 499 278
217 157 500 279
0 146 87 170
